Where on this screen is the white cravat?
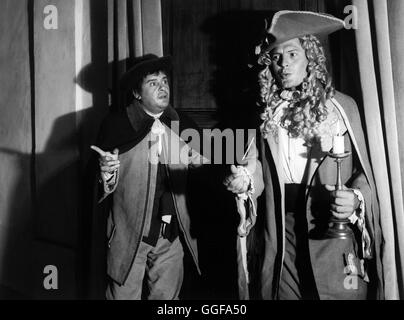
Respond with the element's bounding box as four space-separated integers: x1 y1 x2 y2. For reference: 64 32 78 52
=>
143 109 172 226
269 100 309 183
278 127 309 184
151 119 165 155
143 109 165 155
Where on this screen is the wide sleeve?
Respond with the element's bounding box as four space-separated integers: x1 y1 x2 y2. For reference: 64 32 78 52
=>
241 134 265 200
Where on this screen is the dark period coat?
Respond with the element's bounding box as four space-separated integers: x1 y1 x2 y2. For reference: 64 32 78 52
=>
89 101 204 288
246 91 384 300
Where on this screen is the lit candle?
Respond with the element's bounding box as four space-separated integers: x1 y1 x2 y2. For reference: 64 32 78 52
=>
333 135 344 154
333 120 344 154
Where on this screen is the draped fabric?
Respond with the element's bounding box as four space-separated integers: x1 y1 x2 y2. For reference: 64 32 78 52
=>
108 0 163 109
353 0 404 299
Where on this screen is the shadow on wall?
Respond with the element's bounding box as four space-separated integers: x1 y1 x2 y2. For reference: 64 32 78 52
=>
74 57 135 300
0 0 111 299
0 112 83 299
175 11 278 300
0 147 33 299
0 102 110 299
200 10 276 130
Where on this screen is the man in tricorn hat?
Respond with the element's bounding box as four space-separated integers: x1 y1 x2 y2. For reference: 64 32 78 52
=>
224 11 383 299
91 54 206 299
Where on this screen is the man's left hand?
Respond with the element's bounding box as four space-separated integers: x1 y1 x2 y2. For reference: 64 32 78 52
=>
324 184 360 219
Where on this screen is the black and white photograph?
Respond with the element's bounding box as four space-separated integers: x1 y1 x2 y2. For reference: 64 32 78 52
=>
0 0 403 311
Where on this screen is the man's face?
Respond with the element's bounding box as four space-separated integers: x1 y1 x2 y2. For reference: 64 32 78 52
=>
136 71 170 114
270 38 308 89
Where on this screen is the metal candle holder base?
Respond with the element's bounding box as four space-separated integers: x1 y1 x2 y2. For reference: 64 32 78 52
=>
323 151 354 240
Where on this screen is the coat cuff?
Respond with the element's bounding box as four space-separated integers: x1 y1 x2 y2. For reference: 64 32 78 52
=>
236 166 255 195
349 188 372 259
348 188 365 224
102 169 119 192
98 169 119 203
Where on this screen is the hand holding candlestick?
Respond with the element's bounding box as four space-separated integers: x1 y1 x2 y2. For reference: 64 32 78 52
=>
323 123 354 239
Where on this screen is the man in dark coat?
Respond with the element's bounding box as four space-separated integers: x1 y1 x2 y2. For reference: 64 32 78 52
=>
224 11 384 300
91 54 207 300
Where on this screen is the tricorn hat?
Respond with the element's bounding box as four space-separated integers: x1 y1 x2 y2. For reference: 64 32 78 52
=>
119 54 172 92
264 10 345 51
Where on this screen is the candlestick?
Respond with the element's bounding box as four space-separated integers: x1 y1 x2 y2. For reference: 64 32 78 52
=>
323 151 353 239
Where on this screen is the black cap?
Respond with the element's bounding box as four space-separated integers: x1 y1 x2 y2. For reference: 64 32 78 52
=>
119 54 172 92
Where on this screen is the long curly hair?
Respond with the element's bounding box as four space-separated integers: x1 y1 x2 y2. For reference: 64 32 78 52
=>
258 35 334 143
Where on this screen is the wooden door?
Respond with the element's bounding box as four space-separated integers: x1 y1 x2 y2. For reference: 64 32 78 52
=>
162 0 324 129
